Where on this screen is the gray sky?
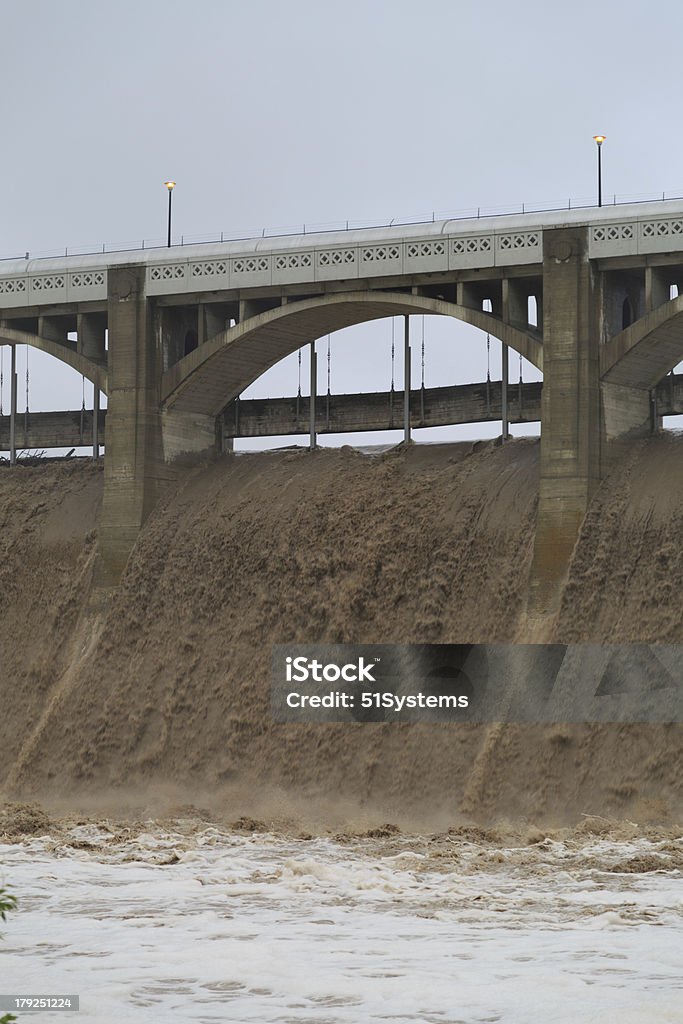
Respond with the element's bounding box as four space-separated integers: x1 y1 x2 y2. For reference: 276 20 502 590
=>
2 0 680 448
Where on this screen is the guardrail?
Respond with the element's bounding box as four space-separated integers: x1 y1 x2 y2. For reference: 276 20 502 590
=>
4 188 683 264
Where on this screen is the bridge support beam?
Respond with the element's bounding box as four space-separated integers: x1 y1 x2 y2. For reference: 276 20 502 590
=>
38 315 70 344
77 312 107 362
501 343 509 440
530 228 655 617
529 226 601 615
403 315 411 442
10 345 16 466
96 266 165 587
199 304 229 345
309 341 317 450
93 386 101 460
600 380 653 457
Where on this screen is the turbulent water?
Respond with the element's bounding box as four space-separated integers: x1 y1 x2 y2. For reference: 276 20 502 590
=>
3 816 683 1023
2 438 683 1021
1 439 683 821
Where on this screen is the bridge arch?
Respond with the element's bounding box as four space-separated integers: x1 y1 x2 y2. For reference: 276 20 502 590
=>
0 325 108 394
161 291 542 416
601 293 683 389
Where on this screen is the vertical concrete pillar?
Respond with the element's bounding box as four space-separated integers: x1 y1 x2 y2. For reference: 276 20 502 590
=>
457 281 480 310
530 226 601 613
96 266 163 586
645 267 673 312
10 345 16 466
159 307 200 369
502 278 528 326
199 305 226 345
77 312 107 362
600 380 653 451
403 315 411 442
239 298 274 322
309 341 317 450
501 343 509 440
38 315 69 344
92 384 101 460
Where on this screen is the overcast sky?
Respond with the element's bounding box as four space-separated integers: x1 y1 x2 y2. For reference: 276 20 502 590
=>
1 0 680 449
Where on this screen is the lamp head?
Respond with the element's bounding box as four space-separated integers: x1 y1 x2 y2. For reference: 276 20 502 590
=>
593 135 606 146
164 180 176 191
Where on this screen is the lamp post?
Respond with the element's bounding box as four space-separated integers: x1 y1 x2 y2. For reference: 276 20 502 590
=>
164 180 176 246
592 136 606 208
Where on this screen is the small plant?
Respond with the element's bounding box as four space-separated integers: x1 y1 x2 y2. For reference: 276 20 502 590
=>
0 886 17 922
0 886 17 1023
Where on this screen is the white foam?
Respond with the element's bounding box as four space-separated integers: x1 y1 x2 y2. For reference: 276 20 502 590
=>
2 828 682 1023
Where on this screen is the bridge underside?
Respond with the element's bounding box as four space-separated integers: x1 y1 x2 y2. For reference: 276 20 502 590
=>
0 326 108 393
602 295 683 388
161 292 543 417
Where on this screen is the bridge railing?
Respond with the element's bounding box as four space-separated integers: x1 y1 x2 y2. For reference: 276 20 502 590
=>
5 189 683 264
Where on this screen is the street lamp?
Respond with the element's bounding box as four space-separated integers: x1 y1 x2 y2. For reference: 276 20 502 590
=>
164 180 176 246
592 136 606 208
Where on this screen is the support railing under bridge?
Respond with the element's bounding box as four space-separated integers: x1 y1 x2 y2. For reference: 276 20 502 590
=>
224 380 543 440
3 376 683 452
0 408 106 453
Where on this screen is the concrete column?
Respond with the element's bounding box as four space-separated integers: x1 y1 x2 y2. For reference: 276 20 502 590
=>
38 315 69 344
96 266 164 586
530 226 601 614
238 297 280 322
457 281 480 310
199 305 226 345
403 315 411 442
502 278 528 327
10 345 16 466
645 267 672 312
501 343 509 440
601 380 653 452
530 234 655 618
600 273 654 457
457 280 502 315
92 385 100 460
77 312 107 361
309 341 317 450
500 280 514 440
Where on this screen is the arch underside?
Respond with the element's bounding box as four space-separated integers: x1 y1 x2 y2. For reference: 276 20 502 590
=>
602 294 683 389
0 326 108 394
162 291 543 417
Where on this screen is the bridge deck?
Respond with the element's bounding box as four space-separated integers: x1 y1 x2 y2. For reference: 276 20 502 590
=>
2 199 683 311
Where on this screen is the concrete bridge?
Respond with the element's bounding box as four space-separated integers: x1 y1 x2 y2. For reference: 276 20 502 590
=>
3 199 683 608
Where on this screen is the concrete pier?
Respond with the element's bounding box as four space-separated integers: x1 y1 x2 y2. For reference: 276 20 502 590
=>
96 266 164 586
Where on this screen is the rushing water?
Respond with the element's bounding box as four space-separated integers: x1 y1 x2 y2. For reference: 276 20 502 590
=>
2 821 683 1023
